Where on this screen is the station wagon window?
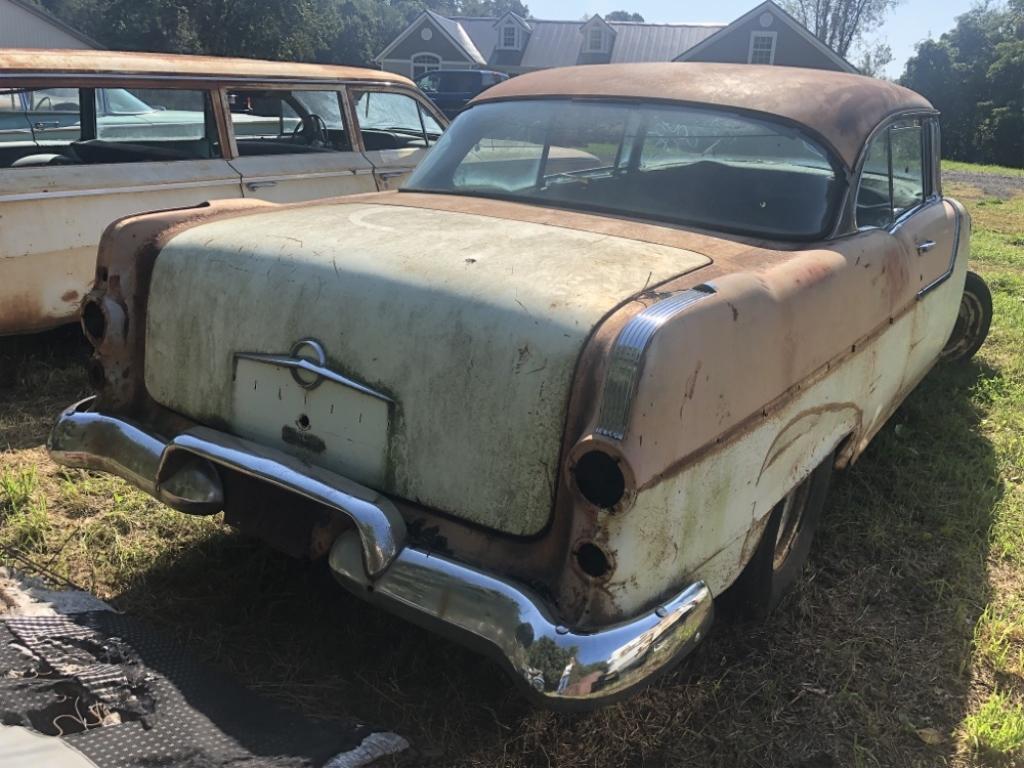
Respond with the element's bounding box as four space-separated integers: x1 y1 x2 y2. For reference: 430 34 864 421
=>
227 89 351 155
0 85 222 169
856 117 928 229
406 99 843 240
354 90 442 150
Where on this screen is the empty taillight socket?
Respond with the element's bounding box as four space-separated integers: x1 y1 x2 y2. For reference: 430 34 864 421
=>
568 440 636 513
81 294 127 351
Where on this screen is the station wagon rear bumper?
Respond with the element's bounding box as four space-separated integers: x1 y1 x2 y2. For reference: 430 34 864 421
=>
49 397 713 708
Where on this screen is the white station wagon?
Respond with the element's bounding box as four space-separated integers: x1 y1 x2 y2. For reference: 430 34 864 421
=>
0 49 445 336
50 63 991 708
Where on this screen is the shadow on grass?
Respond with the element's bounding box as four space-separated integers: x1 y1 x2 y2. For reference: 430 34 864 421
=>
111 358 1002 768
0 325 91 450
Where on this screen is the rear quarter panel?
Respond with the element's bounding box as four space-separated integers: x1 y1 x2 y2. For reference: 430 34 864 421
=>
566 201 969 624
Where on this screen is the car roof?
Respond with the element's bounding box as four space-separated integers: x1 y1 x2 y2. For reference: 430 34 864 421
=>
0 49 413 87
471 62 934 169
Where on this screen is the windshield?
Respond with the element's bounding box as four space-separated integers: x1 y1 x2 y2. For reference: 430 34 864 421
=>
404 99 843 240
102 88 156 115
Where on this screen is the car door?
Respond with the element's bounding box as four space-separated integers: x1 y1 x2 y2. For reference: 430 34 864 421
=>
224 85 376 204
351 88 445 190
853 114 961 377
0 83 243 336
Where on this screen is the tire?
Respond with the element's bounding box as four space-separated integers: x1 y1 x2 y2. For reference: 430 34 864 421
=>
726 453 834 620
940 271 992 364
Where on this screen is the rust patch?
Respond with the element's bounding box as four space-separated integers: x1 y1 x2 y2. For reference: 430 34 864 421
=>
60 289 79 303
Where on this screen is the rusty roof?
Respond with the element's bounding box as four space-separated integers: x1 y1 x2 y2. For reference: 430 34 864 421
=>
0 48 412 86
472 62 934 168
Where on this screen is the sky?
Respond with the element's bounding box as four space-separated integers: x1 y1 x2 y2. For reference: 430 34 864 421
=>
525 0 978 77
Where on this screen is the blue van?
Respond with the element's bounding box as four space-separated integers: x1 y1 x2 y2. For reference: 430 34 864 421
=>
415 69 508 119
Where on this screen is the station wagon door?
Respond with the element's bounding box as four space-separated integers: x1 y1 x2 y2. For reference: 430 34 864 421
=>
224 86 376 203
351 88 444 190
0 84 243 336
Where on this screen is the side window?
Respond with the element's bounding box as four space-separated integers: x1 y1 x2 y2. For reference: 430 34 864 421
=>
856 117 928 229
890 122 925 214
1 86 221 168
354 90 442 150
228 88 351 156
0 89 32 147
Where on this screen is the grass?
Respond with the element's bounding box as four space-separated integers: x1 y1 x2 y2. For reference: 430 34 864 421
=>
943 160 1024 178
1 163 1022 767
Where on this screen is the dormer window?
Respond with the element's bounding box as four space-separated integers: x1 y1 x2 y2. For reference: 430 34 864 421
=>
748 31 777 64
500 24 519 50
586 28 606 52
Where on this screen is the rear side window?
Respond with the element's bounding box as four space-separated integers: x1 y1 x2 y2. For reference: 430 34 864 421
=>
856 117 929 229
0 85 221 169
228 88 351 155
354 90 442 150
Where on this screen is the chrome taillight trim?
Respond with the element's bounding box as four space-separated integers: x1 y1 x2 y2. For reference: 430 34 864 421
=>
596 285 716 440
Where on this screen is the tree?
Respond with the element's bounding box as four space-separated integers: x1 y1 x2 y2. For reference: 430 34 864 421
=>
856 40 893 77
605 10 644 21
900 0 1023 168
780 0 901 57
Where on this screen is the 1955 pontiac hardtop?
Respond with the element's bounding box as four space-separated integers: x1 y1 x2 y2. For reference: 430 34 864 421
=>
49 63 992 707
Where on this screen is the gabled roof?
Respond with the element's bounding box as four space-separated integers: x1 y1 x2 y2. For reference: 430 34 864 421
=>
493 11 531 32
446 18 724 70
375 9 486 66
674 0 857 73
6 0 103 49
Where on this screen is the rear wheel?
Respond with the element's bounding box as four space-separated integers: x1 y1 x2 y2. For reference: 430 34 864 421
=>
727 454 834 619
940 271 992 364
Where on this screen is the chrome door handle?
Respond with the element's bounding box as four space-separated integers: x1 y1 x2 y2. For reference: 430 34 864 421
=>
377 171 406 180
916 240 936 254
33 121 61 130
246 180 277 191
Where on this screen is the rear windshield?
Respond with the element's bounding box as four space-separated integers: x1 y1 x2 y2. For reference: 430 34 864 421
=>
404 99 843 240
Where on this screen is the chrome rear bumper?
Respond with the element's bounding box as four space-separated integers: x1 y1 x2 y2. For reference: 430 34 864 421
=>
49 397 714 707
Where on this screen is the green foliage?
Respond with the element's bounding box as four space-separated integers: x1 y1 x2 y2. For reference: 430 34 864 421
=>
901 1 1023 168
605 10 645 22
781 0 901 57
963 691 1024 761
36 0 529 67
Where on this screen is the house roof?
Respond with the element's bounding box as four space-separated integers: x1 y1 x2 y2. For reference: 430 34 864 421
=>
0 48 413 85
6 0 103 49
675 0 857 73
471 62 934 169
377 13 724 70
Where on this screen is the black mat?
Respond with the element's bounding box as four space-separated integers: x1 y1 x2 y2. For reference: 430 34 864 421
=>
0 612 376 768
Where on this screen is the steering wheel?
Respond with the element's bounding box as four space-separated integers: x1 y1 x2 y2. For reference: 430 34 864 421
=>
290 113 330 147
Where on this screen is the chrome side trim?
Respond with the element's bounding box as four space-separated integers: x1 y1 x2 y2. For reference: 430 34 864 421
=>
596 285 716 440
917 202 962 300
329 530 713 708
236 340 393 402
0 176 239 204
159 428 405 577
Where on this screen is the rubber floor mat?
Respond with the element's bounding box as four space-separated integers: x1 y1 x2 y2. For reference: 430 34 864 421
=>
0 611 398 768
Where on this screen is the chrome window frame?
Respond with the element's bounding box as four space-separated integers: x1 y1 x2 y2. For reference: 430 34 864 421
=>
838 108 940 236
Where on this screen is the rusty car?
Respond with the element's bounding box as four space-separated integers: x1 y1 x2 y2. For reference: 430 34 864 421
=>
0 49 445 337
48 62 992 708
